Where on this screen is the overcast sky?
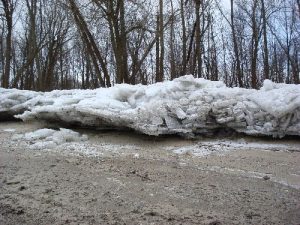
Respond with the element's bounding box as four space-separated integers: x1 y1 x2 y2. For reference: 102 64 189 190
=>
221 0 231 9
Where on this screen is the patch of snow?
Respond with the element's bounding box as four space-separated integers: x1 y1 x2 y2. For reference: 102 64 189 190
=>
59 143 103 157
3 128 16 132
1 76 300 137
167 139 300 157
59 142 139 157
106 177 125 187
133 153 140 159
272 179 300 190
12 128 88 150
199 165 300 190
171 145 219 157
11 128 141 157
202 165 267 179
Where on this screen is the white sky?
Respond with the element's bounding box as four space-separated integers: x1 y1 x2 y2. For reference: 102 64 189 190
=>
222 0 231 9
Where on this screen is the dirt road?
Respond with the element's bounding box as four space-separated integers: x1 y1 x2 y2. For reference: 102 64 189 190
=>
0 122 300 225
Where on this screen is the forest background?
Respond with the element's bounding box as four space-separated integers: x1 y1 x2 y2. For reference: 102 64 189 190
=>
0 0 299 91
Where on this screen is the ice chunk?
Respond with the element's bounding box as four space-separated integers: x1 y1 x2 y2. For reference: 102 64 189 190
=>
14 128 88 150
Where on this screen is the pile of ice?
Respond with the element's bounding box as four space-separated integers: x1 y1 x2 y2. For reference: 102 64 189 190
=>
0 88 40 120
12 128 88 150
1 75 300 137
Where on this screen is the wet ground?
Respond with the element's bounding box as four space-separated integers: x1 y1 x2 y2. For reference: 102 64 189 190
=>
0 122 300 225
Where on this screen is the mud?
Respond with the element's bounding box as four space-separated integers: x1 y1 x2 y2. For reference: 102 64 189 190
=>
0 122 300 225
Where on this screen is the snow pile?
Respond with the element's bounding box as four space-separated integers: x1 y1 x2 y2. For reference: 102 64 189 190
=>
12 128 88 150
1 76 300 137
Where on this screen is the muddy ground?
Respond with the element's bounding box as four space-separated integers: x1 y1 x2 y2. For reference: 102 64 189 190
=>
0 121 300 225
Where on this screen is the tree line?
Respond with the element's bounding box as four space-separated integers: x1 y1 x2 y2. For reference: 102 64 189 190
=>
0 0 299 91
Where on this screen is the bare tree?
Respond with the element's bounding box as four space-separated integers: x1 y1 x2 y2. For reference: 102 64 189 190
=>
0 0 298 90
249 0 261 89
261 0 269 80
155 0 164 82
180 0 188 76
0 0 16 88
68 0 110 87
230 0 243 87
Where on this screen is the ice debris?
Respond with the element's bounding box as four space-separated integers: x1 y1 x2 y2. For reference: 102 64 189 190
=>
12 128 88 150
1 75 300 137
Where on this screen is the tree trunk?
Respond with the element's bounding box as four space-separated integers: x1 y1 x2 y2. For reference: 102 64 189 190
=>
155 14 160 82
68 0 110 87
230 0 243 87
250 0 260 89
156 0 164 82
119 0 129 83
180 0 187 76
195 0 201 78
1 0 14 88
170 1 176 80
261 0 269 80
